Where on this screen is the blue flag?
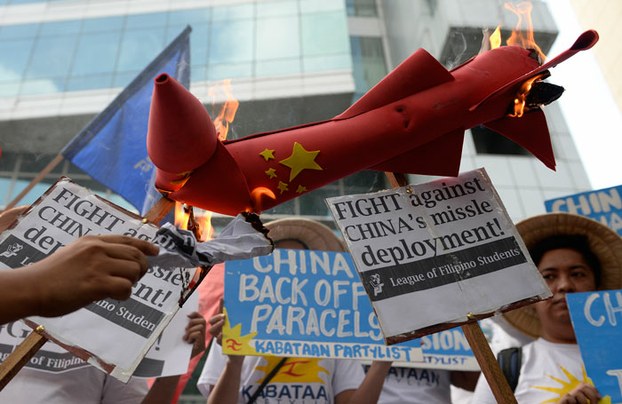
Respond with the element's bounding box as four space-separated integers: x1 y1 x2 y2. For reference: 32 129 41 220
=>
61 26 191 213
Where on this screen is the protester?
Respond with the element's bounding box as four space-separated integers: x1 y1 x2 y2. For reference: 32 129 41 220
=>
0 206 159 324
363 362 479 404
472 212 622 403
197 218 389 404
0 311 206 403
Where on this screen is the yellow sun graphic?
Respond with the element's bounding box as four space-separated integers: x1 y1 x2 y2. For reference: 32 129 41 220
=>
221 307 258 356
533 366 610 403
256 356 329 384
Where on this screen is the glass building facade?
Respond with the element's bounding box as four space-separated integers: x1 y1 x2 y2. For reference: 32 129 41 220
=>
0 0 389 222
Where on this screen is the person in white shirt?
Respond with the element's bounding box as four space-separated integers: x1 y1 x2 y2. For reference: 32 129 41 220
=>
472 213 622 404
197 218 389 404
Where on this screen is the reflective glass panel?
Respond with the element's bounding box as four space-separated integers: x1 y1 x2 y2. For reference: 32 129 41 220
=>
71 31 121 75
209 19 254 63
256 16 300 60
25 35 76 79
301 12 348 56
117 29 166 72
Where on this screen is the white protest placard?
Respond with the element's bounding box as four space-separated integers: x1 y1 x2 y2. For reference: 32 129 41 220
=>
0 291 197 379
0 178 198 381
326 168 551 344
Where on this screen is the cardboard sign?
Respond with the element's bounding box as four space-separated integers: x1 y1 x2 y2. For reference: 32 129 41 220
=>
0 178 199 381
567 290 622 402
326 168 551 343
0 292 197 378
222 249 481 370
222 249 423 363
545 185 622 235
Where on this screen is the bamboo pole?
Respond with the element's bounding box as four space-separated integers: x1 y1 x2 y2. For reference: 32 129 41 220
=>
0 196 175 390
382 171 517 404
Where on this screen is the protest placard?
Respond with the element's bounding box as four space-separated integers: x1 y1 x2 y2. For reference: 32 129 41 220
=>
0 291 197 379
0 178 200 381
222 249 480 370
222 249 422 363
326 168 551 344
545 185 622 235
567 289 622 403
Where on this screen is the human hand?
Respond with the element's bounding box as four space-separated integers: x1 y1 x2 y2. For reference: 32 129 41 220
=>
28 234 159 317
557 382 601 404
183 311 207 357
0 205 29 233
208 313 225 346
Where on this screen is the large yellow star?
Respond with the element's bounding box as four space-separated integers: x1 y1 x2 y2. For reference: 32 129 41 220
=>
279 142 322 181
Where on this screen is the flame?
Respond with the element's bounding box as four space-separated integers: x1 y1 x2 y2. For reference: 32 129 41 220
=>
489 26 502 50
174 202 190 229
504 1 546 61
510 73 547 117
249 187 276 213
208 79 239 141
173 202 214 241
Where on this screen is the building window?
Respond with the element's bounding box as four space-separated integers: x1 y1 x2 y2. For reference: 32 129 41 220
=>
471 125 530 156
346 0 378 17
350 36 387 97
0 152 132 211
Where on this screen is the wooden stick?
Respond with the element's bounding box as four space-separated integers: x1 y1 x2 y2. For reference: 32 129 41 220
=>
382 171 517 404
462 321 517 403
0 326 47 391
0 195 175 390
4 154 64 211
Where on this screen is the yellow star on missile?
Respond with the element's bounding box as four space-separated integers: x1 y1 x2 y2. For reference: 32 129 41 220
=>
265 168 277 179
277 181 288 194
259 148 275 161
279 142 322 181
296 185 307 194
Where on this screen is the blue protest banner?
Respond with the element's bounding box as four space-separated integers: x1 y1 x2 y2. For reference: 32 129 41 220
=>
223 249 478 370
61 26 191 212
567 290 622 402
545 185 622 235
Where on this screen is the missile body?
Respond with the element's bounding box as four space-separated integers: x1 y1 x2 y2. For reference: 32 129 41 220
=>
147 30 598 216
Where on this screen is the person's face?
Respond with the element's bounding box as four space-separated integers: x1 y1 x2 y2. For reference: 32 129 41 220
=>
535 248 597 343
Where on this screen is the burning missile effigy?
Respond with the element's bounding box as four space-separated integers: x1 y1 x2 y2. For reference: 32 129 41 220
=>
147 30 598 216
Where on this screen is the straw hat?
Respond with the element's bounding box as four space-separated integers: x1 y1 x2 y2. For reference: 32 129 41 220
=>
264 218 344 252
503 212 622 338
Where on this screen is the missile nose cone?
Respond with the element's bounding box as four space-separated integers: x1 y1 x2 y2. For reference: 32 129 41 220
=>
147 74 218 175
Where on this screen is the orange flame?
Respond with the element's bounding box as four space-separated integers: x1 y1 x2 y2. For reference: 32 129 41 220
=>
249 187 276 213
510 73 547 118
208 79 239 141
504 1 546 61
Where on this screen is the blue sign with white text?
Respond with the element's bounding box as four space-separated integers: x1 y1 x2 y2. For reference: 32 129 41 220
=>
223 249 478 370
545 185 622 235
567 290 622 403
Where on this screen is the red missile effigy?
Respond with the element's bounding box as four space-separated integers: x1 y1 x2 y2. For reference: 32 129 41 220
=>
147 30 598 216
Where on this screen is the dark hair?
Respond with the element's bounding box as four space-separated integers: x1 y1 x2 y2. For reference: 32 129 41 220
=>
529 234 602 286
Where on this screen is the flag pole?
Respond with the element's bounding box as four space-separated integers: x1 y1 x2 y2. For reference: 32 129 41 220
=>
383 171 517 404
0 196 174 390
3 155 64 211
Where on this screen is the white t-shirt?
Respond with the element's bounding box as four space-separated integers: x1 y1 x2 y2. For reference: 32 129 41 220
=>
472 338 590 403
365 365 451 404
198 343 364 403
0 366 148 404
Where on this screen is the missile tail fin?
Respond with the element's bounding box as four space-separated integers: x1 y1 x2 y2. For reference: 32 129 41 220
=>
483 109 556 170
336 49 454 120
371 130 464 176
